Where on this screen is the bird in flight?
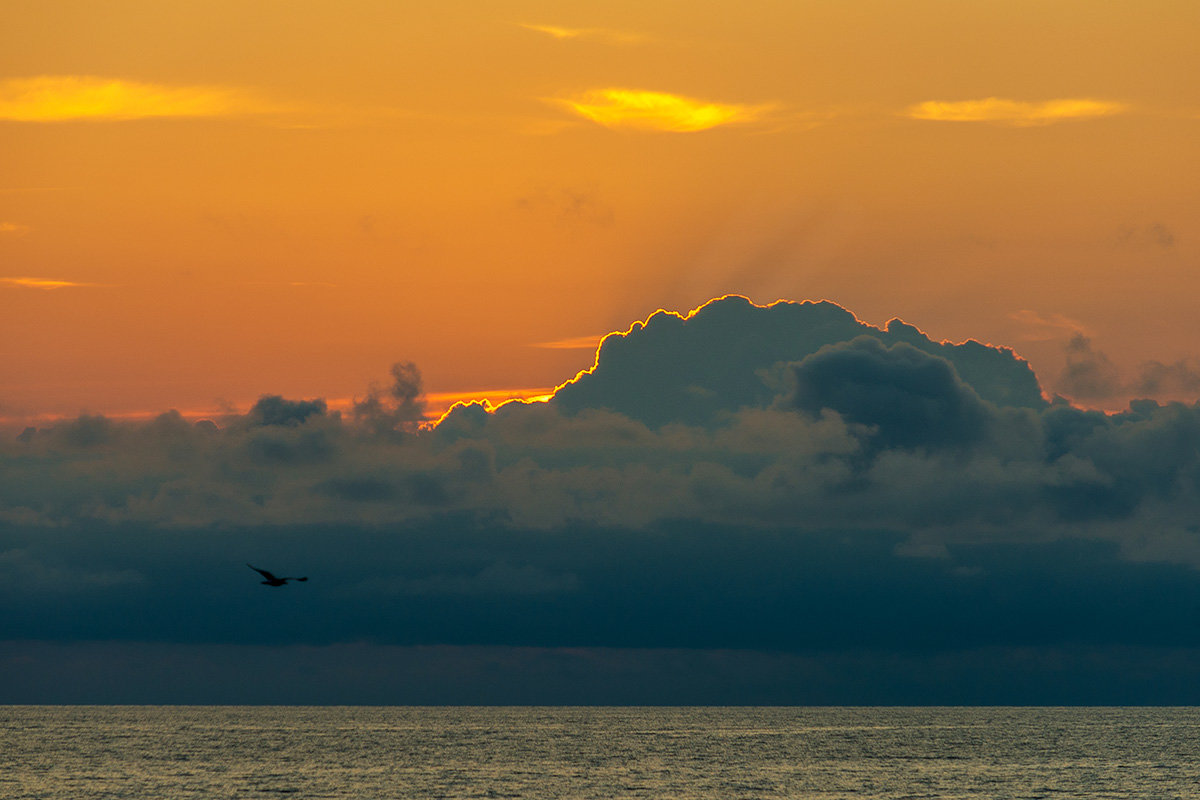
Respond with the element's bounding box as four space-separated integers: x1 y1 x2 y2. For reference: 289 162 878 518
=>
247 563 309 586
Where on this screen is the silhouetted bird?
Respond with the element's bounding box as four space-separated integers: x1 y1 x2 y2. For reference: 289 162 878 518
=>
247 564 308 586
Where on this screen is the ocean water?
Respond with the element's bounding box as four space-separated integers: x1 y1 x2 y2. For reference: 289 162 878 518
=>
3 706 1199 799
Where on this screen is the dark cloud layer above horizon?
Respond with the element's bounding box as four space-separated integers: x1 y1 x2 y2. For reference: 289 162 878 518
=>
4 295 1200 702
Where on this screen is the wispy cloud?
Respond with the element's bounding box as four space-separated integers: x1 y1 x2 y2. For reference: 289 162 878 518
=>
906 97 1128 126
1009 310 1090 341
552 88 771 132
0 222 30 236
0 76 273 122
1116 223 1176 250
519 23 648 45
0 276 102 289
515 189 614 225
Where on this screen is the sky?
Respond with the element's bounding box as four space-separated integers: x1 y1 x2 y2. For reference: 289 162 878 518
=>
3 1 1200 703
3 0 1200 421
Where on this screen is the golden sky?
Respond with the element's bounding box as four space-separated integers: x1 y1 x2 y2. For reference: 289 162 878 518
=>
3 0 1199 421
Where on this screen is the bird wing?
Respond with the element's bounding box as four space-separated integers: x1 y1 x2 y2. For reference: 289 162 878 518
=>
247 563 279 581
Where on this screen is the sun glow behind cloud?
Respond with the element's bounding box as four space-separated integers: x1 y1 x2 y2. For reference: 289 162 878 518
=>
553 89 769 132
906 97 1128 126
531 334 607 350
0 76 264 122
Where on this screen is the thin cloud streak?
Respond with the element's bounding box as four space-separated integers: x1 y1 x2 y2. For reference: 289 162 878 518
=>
552 88 771 132
906 97 1128 126
0 76 274 122
519 23 649 45
0 277 104 289
0 222 30 236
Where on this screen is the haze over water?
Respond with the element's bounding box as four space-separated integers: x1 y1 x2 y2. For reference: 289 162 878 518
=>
5 706 1200 799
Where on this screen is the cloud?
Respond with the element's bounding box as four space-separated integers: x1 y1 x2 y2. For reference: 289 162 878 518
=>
519 23 648 45
906 97 1128 126
0 548 142 594
1057 334 1122 401
352 361 428 436
0 75 268 122
1134 360 1200 396
0 222 30 236
550 296 1044 427
783 336 992 452
552 89 771 132
357 561 579 597
1117 223 1176 249
0 276 101 289
515 188 614 225
9 294 1184 537
9 295 1200 704
1009 309 1089 341
1055 335 1200 403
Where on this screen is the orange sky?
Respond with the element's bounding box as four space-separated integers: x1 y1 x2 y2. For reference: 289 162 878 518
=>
3 0 1199 421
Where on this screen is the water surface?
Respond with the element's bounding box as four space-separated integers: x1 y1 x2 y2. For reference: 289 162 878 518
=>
3 706 1198 798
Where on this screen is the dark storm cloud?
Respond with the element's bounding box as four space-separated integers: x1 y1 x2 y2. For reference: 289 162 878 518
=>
6 295 1200 696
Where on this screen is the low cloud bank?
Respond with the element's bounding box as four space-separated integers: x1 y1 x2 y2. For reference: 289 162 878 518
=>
4 296 1197 558
4 295 1200 680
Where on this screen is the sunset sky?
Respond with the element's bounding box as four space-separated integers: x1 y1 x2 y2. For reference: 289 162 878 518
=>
5 2 1200 704
3 0 1199 422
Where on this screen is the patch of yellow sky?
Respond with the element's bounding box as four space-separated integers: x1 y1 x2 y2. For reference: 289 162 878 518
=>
1 0 1199 422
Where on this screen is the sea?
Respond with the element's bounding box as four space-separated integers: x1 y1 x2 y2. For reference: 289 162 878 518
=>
3 706 1199 799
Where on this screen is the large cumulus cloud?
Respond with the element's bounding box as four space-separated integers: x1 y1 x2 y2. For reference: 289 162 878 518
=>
551 296 1044 427
9 296 1192 547
4 295 1200 701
